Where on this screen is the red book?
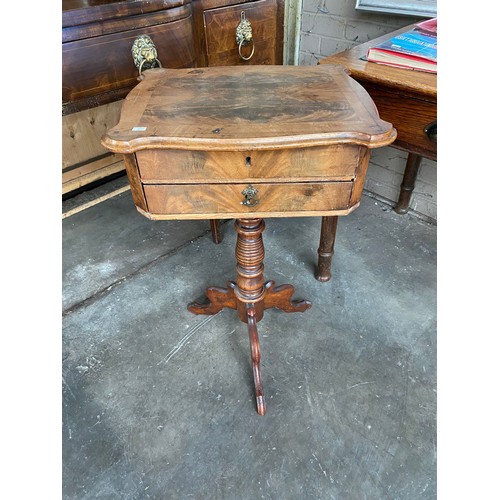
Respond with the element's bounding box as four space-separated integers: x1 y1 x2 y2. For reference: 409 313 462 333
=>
366 19 437 73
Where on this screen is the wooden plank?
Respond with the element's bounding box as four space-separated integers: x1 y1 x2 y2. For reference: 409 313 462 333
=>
62 185 130 219
62 158 125 195
63 154 122 183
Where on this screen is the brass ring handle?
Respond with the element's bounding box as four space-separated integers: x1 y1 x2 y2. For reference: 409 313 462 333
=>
132 35 163 78
236 11 255 61
238 38 255 61
138 57 162 77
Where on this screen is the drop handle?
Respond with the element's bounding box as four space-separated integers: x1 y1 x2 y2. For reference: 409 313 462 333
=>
241 185 259 207
236 11 255 61
132 35 162 78
424 121 437 143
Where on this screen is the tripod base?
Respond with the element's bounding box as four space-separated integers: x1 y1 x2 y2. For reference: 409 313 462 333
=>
187 218 311 415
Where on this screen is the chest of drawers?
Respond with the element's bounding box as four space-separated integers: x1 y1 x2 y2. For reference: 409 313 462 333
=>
62 0 285 195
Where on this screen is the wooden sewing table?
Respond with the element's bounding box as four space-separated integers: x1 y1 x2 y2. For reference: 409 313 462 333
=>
102 65 396 415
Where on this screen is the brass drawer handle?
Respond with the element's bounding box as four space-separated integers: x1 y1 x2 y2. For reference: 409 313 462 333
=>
236 11 255 61
242 185 259 207
132 35 162 78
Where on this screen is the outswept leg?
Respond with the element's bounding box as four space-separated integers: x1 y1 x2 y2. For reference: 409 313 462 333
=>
246 304 266 416
263 280 312 313
188 281 237 315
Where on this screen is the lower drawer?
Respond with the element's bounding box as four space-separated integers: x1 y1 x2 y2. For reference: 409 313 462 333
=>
143 181 353 218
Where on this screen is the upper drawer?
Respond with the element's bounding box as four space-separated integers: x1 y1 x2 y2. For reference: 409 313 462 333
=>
63 0 188 28
135 146 361 183
203 0 278 66
62 12 196 109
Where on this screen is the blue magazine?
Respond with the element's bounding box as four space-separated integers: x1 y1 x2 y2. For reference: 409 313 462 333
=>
366 27 437 72
380 31 437 61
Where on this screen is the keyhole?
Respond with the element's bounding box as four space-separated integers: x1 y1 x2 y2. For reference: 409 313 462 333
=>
245 156 252 167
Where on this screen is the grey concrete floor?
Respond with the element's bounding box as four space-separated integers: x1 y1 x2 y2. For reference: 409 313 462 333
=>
62 182 436 499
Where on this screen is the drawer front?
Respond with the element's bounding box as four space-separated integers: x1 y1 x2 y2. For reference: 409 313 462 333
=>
203 0 278 66
62 14 196 105
143 181 353 217
136 146 360 183
362 82 436 160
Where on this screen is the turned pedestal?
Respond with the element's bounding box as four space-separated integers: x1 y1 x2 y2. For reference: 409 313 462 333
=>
188 218 311 415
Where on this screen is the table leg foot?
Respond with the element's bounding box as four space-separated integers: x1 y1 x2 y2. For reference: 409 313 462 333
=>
263 280 312 313
395 153 422 214
187 281 237 315
247 304 266 416
315 216 338 282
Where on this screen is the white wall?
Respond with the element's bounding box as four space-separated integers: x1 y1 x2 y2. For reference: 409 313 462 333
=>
298 0 437 221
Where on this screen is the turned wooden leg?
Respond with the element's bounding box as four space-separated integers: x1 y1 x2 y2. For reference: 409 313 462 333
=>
315 216 338 282
188 219 266 320
209 220 222 244
395 153 422 214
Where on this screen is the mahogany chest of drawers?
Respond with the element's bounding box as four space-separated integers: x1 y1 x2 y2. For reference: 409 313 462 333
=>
62 0 284 194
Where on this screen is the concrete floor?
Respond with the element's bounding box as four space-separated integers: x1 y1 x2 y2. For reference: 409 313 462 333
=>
62 180 436 499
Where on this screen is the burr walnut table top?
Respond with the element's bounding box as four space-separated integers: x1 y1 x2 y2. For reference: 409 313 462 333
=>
102 64 396 153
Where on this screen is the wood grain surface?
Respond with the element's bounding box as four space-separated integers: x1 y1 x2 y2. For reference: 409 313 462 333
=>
142 181 353 218
203 0 277 66
102 65 396 153
63 16 196 105
135 145 360 183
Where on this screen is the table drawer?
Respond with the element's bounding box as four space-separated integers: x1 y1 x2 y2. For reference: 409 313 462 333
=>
62 13 196 106
136 146 360 183
362 82 436 159
143 181 353 217
203 0 278 66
